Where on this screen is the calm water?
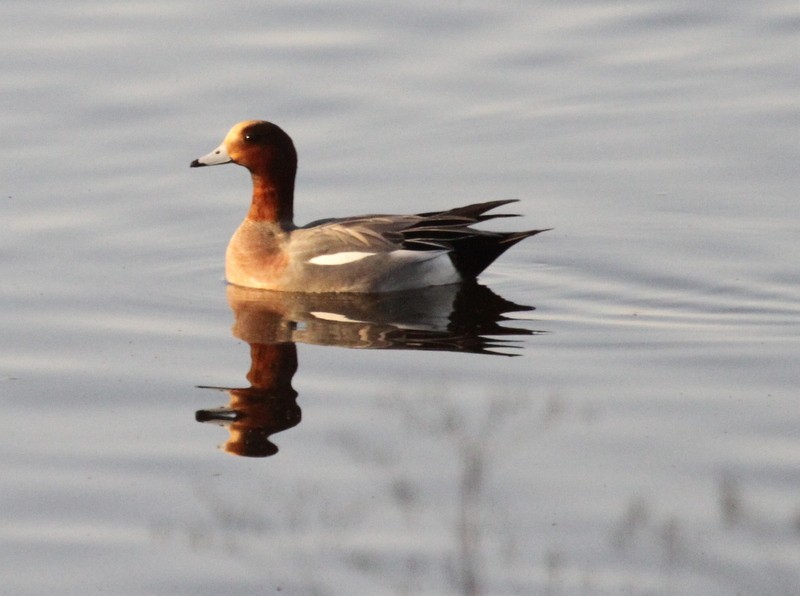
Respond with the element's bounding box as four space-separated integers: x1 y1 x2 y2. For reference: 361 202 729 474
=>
2 1 799 594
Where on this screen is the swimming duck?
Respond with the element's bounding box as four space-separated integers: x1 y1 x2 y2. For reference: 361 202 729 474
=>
191 120 548 293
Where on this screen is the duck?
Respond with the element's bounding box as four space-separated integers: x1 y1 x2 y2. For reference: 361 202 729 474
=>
191 120 549 293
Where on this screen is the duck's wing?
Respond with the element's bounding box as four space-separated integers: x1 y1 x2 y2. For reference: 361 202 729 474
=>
291 199 549 280
296 214 413 255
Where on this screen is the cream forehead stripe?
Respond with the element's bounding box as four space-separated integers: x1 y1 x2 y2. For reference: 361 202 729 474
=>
226 120 259 143
307 251 377 265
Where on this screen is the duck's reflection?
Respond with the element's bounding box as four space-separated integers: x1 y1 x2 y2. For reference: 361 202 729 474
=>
196 282 543 457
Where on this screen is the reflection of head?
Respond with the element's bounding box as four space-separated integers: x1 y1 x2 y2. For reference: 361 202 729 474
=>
195 342 301 458
224 426 279 457
197 388 302 458
220 378 301 458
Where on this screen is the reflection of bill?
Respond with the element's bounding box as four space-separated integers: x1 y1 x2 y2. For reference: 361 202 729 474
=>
196 282 545 457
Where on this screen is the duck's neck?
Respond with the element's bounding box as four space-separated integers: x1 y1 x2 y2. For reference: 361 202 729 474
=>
246 170 294 224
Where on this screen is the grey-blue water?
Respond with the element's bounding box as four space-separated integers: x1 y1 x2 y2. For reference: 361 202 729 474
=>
2 2 799 594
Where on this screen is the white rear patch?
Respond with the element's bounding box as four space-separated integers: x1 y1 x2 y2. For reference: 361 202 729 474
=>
308 251 376 265
381 250 462 290
385 249 445 263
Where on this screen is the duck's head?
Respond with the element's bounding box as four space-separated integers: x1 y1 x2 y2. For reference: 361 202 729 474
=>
191 120 297 176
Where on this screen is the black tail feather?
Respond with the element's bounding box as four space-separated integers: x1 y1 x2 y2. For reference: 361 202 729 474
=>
417 199 521 221
448 229 550 278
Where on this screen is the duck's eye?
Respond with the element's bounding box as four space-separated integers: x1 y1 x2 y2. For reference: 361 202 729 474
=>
244 132 259 143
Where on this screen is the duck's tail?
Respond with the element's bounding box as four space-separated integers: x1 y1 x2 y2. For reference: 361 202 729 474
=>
404 200 551 279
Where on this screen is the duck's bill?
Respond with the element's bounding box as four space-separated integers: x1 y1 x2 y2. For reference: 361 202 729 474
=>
190 143 232 167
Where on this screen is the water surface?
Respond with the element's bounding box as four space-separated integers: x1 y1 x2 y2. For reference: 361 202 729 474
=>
2 1 799 594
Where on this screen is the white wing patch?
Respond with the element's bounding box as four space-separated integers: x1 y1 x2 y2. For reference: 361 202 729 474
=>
308 251 376 266
309 311 364 323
